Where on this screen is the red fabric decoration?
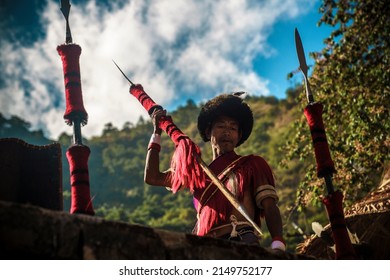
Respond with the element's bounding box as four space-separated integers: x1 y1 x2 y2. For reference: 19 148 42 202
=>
129 84 160 114
66 144 94 215
171 138 204 193
148 142 161 152
323 191 357 259
57 43 88 125
130 84 205 192
159 115 188 145
194 152 273 236
304 102 336 177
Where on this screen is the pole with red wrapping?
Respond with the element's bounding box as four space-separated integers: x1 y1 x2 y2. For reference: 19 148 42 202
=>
295 28 356 259
129 83 205 193
112 60 205 192
57 0 94 215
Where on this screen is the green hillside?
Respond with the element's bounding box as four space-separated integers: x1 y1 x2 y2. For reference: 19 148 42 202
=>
1 0 388 251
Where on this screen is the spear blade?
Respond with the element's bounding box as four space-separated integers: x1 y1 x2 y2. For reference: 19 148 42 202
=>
295 28 308 75
295 28 314 103
60 0 71 18
112 60 134 85
60 0 72 43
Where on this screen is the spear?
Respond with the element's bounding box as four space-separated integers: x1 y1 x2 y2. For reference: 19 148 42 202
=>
113 61 263 236
59 0 84 145
295 28 356 259
113 60 134 85
295 28 335 194
57 0 94 215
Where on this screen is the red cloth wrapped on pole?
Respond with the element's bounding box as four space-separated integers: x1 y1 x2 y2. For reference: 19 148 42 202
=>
130 84 205 192
66 144 94 215
129 84 161 114
323 191 357 259
57 43 88 126
303 102 336 178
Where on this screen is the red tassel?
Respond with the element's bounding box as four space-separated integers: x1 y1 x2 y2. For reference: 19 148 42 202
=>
57 43 88 125
323 191 356 259
66 144 94 215
159 116 205 192
304 102 336 177
170 138 205 193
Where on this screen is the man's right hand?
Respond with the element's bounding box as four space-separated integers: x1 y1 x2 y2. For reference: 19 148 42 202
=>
150 108 167 135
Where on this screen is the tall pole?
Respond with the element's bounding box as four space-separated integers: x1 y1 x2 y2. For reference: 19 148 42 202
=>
58 0 94 215
295 28 356 259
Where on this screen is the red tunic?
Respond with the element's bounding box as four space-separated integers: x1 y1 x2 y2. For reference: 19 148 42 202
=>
192 151 275 236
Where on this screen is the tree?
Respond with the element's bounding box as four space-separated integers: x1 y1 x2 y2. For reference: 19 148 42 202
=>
286 0 389 207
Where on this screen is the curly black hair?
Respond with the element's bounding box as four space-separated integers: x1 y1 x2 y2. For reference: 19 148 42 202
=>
197 94 253 147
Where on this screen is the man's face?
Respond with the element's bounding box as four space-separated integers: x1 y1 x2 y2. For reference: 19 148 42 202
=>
208 115 242 154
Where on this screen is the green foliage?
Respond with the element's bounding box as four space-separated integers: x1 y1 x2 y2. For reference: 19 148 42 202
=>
1 0 387 252
285 0 389 208
0 113 50 145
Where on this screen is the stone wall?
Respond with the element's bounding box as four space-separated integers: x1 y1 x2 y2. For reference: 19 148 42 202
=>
0 201 313 260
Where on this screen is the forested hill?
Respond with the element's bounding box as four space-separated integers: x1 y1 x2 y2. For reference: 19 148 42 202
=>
0 87 317 247
1 0 388 251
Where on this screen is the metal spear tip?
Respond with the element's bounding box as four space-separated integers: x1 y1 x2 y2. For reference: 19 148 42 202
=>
60 0 72 44
294 28 308 76
112 60 135 86
294 28 314 103
60 0 71 19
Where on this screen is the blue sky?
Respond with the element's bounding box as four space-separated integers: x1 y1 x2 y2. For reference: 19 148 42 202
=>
255 1 333 98
0 0 334 139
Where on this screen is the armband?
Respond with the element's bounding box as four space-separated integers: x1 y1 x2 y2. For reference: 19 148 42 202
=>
271 239 286 251
148 133 161 152
255 184 279 209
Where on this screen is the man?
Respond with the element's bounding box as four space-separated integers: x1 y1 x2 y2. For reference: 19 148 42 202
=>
144 93 285 250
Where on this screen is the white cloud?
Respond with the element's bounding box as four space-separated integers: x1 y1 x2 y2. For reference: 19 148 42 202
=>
0 0 314 139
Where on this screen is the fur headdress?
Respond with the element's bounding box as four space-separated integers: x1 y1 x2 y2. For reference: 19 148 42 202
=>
197 93 253 147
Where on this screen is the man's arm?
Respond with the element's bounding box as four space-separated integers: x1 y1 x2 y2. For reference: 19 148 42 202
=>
261 198 283 237
261 197 285 251
144 109 172 188
144 143 171 187
252 156 286 250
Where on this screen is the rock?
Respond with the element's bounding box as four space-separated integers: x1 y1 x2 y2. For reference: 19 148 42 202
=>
0 201 312 260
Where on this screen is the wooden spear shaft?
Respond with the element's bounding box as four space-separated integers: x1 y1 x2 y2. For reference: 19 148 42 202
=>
196 155 263 236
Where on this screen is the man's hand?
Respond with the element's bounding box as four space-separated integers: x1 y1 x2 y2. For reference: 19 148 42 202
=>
271 238 286 251
150 108 167 135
